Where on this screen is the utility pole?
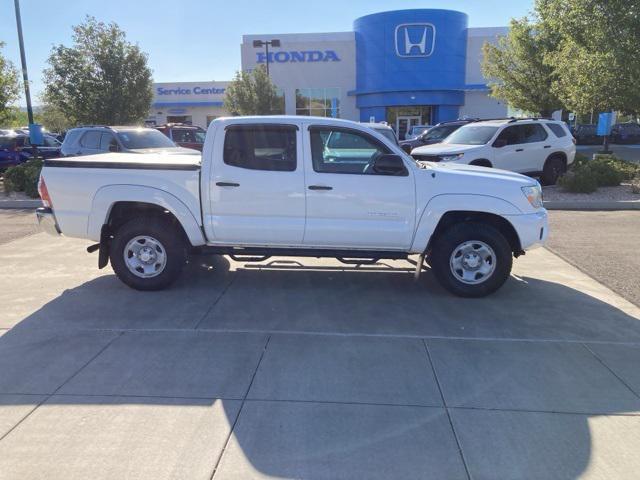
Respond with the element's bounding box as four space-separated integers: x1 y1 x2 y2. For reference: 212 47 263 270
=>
252 39 281 78
13 0 38 157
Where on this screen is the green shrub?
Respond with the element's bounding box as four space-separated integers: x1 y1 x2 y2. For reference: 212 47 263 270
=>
2 159 43 198
3 165 27 193
558 169 598 193
22 160 43 198
584 158 626 187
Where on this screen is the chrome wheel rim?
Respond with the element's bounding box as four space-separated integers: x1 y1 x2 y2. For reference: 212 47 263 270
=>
124 236 167 278
449 240 497 285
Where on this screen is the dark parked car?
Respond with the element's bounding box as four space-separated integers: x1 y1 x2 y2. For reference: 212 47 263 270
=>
399 120 473 154
0 134 62 169
611 122 640 144
572 124 600 145
154 123 206 151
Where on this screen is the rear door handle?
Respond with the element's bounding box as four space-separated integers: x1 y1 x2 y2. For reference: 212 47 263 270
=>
308 185 333 191
216 182 240 187
544 145 552 149
515 149 524 152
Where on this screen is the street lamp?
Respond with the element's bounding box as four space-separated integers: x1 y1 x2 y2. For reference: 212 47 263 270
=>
252 39 281 77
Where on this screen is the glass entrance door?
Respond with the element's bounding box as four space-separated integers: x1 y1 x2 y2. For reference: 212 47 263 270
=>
396 116 421 140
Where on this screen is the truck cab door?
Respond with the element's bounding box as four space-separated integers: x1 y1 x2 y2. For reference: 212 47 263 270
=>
206 123 306 245
302 124 416 250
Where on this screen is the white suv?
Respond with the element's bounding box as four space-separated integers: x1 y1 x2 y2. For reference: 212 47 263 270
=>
410 118 576 185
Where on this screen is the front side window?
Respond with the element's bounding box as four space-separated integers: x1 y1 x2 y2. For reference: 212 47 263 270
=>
172 129 203 144
310 126 391 174
223 125 296 172
296 88 340 118
495 126 522 146
99 133 118 152
445 125 500 145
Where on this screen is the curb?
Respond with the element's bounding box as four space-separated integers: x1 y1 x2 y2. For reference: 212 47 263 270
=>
544 201 640 211
0 199 42 209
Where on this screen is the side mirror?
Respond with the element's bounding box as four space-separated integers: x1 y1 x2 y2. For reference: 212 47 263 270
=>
109 144 119 152
372 154 407 176
493 138 507 148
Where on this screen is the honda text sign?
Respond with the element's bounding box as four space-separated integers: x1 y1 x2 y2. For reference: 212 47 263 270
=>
395 23 436 58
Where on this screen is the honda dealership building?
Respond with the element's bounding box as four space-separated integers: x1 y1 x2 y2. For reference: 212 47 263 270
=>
147 9 508 138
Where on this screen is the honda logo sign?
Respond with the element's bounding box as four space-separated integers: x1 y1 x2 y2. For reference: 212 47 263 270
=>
395 23 436 58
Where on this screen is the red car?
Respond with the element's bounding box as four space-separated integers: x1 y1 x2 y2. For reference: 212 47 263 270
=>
154 124 206 151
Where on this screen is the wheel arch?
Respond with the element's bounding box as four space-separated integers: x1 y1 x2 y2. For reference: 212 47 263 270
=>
411 194 523 254
87 185 205 247
469 159 493 168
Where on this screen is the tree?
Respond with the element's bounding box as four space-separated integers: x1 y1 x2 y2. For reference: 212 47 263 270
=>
482 17 563 117
39 102 72 132
536 0 640 115
0 41 21 125
43 16 153 125
224 66 283 115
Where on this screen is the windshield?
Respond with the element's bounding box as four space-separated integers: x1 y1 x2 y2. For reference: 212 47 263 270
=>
444 125 499 145
116 129 177 149
376 129 398 145
422 125 458 142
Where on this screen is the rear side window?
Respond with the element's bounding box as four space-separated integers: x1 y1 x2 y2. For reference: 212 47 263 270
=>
223 125 297 171
547 123 568 138
80 131 102 149
521 124 548 143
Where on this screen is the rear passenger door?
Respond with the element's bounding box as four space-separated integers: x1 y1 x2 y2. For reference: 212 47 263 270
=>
207 123 306 245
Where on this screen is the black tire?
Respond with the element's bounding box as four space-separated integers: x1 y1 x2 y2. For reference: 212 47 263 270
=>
470 159 492 168
541 156 565 186
429 222 513 298
110 217 187 291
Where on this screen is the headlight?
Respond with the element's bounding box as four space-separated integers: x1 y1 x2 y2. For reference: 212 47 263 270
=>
522 184 544 209
440 153 464 162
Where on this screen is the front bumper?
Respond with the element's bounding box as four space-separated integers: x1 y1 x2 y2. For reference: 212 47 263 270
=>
505 210 549 251
36 207 61 236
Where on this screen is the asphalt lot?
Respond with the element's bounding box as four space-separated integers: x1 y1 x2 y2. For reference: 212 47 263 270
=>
547 210 640 307
0 232 639 479
0 209 38 245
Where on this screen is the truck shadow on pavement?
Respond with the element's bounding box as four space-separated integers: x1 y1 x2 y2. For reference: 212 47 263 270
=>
1 255 640 479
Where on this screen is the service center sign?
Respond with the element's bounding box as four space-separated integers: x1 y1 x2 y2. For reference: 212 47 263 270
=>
153 82 228 104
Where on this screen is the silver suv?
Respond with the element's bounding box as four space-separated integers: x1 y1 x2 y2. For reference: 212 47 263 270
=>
60 126 200 157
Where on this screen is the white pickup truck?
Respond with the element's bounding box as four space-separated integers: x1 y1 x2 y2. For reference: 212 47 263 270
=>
36 116 548 297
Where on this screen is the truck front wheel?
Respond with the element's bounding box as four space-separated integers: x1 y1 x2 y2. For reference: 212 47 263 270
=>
110 217 187 291
430 222 513 297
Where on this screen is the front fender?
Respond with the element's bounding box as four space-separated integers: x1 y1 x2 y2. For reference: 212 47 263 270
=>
87 185 206 246
410 194 522 253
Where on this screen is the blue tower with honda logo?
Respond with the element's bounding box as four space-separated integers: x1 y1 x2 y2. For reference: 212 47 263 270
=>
353 9 468 137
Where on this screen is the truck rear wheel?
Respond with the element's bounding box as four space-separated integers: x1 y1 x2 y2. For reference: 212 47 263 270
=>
110 217 187 291
430 222 512 297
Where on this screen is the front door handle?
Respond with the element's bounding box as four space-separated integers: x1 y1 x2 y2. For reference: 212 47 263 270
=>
216 181 240 187
515 148 524 152
544 145 552 149
308 185 333 191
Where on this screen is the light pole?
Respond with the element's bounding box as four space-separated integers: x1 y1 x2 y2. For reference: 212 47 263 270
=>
252 39 281 77
13 0 38 157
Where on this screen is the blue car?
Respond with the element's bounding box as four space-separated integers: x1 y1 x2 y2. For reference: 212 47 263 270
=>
0 134 62 169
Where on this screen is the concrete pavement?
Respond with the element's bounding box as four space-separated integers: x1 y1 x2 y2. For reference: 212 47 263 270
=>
0 233 640 479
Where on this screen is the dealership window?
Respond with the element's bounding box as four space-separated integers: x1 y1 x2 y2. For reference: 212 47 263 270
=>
296 88 340 118
223 125 297 172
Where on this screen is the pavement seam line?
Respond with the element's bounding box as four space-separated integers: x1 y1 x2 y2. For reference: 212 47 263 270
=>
582 343 640 400
422 339 472 480
0 331 124 443
61 327 640 347
209 334 272 480
193 272 238 330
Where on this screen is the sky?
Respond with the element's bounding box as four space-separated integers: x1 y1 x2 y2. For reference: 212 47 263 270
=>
1 0 534 106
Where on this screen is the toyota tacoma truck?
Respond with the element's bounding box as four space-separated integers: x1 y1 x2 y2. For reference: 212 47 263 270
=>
36 116 548 297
